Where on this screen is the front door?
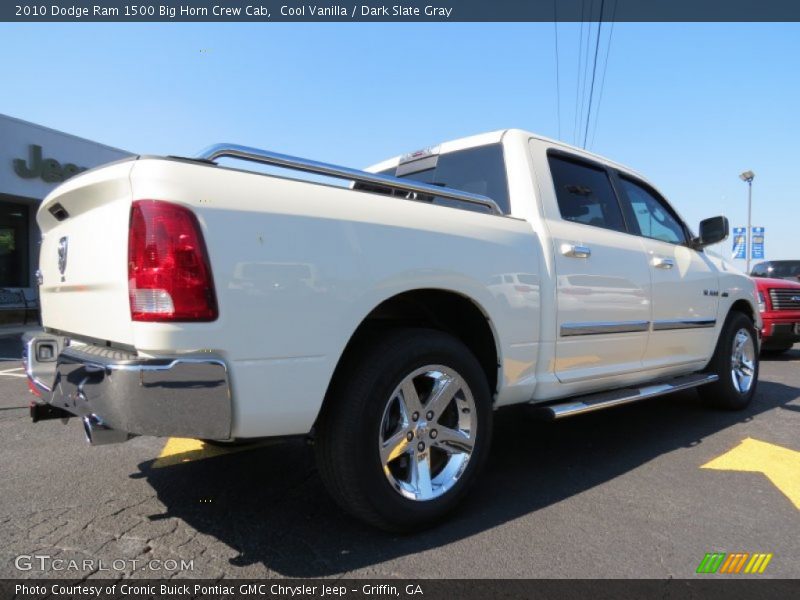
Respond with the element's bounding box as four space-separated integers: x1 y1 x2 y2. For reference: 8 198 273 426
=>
614 174 719 367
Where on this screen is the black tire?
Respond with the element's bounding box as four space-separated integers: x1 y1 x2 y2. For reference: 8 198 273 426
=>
699 311 759 410
314 328 492 532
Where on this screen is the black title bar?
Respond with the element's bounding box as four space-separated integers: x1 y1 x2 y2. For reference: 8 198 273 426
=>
5 0 800 22
4 579 800 600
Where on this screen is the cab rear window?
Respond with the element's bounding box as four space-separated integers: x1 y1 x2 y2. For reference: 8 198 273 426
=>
358 144 510 214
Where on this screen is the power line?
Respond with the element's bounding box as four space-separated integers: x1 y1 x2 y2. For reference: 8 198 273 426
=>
572 1 586 145
589 0 617 150
554 2 562 140
578 0 595 146
582 0 605 149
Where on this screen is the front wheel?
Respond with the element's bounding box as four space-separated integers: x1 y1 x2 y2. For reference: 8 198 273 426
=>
699 311 759 410
314 328 492 532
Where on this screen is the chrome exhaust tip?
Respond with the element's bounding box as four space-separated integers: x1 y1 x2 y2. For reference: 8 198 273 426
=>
82 414 134 446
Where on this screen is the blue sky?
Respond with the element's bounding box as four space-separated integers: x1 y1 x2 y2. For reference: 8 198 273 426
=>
2 22 798 262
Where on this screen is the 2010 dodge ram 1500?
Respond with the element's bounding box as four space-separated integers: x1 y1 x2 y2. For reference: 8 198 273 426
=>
24 129 761 531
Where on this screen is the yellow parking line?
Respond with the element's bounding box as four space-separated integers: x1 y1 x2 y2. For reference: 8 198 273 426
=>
702 438 800 510
152 437 268 468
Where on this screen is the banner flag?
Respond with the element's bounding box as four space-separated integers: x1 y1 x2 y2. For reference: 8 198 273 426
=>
751 227 765 260
732 227 746 259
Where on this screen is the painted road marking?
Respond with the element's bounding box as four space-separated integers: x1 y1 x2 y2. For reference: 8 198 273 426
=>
702 437 800 510
152 437 272 469
0 367 23 373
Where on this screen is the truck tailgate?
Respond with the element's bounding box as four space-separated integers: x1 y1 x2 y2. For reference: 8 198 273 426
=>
37 160 136 346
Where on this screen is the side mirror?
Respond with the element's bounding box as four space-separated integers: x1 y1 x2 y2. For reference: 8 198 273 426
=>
694 216 729 249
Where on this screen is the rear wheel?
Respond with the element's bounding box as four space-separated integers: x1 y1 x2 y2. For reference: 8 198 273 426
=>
699 311 759 410
315 328 492 532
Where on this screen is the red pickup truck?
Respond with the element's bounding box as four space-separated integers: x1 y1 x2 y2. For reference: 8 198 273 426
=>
751 261 800 354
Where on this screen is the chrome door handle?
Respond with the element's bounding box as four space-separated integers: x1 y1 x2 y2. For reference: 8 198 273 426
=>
561 243 591 258
652 257 675 269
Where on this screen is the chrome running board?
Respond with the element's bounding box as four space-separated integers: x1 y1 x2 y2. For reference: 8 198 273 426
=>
531 373 719 420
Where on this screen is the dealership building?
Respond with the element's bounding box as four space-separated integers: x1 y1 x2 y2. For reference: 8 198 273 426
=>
0 113 132 323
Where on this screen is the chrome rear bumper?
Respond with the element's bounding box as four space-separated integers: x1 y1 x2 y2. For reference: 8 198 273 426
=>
24 333 232 442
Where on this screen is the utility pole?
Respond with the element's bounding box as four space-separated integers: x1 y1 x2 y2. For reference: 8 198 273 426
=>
739 171 755 272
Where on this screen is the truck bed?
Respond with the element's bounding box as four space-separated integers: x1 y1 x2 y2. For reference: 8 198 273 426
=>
37 155 541 437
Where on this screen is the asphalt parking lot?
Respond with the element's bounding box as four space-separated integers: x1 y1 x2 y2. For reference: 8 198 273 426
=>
1 334 798 580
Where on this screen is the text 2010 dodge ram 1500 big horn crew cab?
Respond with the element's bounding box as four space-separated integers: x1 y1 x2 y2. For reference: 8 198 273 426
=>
25 130 760 531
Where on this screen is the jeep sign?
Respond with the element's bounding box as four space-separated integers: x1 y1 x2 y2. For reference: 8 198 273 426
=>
13 144 87 183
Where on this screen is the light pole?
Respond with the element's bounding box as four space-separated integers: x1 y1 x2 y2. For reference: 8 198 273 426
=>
739 170 755 273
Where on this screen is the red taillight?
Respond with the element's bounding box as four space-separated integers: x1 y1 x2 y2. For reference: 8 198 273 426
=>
128 200 218 322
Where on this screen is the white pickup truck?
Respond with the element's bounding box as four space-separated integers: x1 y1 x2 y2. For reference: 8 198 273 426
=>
25 129 760 531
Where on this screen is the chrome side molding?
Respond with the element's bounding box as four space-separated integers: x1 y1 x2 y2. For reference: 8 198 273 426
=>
531 372 719 420
560 320 650 336
559 318 717 336
652 319 716 331
197 143 503 215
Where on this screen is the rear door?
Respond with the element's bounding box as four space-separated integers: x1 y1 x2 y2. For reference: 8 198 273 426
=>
613 173 719 366
545 152 652 383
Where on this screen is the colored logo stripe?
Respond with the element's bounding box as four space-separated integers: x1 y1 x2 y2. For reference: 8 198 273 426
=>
697 553 726 573
697 552 773 574
744 553 773 574
719 553 749 573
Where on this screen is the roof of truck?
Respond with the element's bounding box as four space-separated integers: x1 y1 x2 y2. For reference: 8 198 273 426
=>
365 128 647 181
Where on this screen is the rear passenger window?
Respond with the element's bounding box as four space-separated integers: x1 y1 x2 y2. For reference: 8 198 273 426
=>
617 177 687 244
548 155 626 233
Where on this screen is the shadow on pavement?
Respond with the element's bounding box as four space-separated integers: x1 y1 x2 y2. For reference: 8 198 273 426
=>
135 377 799 577
760 347 800 362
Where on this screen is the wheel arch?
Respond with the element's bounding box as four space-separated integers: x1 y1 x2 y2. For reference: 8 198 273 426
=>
317 288 501 424
728 298 757 323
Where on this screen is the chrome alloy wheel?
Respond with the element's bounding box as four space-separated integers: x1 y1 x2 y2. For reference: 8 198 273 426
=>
730 328 756 393
378 365 477 501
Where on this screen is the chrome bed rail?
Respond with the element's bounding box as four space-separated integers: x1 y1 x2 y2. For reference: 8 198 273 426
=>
196 143 503 216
